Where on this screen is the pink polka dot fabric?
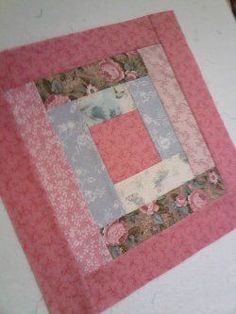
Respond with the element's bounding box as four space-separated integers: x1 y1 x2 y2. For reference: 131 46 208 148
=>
0 11 235 314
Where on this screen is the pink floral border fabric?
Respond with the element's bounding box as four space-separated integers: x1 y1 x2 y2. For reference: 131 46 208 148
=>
0 16 157 90
4 83 112 273
0 95 94 314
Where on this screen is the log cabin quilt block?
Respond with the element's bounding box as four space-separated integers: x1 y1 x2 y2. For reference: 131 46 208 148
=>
0 11 235 314
34 44 224 259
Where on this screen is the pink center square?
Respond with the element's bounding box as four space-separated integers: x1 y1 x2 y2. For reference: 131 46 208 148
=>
90 110 161 183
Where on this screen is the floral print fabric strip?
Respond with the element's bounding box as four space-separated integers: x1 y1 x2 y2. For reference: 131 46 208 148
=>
76 83 136 127
139 44 215 176
102 168 225 258
48 101 126 228
115 154 194 213
35 51 147 105
127 76 186 160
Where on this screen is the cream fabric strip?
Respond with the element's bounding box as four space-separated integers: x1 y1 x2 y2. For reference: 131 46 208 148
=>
76 83 136 127
115 154 194 213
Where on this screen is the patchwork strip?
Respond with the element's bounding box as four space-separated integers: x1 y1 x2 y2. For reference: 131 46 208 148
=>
102 167 225 258
139 44 215 176
76 83 135 127
49 101 126 227
115 154 194 213
127 76 185 159
36 50 147 104
90 110 161 183
4 83 112 273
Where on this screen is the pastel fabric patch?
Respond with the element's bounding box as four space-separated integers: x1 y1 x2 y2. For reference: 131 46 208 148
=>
90 110 161 183
139 44 215 176
48 101 126 227
115 154 194 213
76 83 135 127
127 76 185 160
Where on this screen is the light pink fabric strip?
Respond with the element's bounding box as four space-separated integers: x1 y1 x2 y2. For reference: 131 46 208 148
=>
139 44 215 175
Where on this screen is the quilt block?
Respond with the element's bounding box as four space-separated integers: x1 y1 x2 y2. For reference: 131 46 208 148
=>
37 44 224 260
0 11 235 314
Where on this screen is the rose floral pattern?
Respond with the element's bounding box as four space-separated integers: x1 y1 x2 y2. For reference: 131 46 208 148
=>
101 167 225 258
36 51 147 104
104 221 129 245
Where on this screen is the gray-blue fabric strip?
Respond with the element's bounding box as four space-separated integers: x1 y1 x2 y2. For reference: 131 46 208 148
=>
48 101 126 227
127 76 186 160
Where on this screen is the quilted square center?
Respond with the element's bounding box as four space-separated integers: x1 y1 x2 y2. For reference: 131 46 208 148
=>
90 109 161 183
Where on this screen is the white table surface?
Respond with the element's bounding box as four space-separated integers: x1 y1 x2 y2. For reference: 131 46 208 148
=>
0 1 235 313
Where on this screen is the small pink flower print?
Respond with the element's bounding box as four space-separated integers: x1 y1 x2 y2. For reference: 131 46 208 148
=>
125 70 138 81
140 202 160 215
86 83 98 95
45 94 70 109
104 221 128 245
188 189 209 211
208 171 218 184
99 59 125 82
175 194 188 207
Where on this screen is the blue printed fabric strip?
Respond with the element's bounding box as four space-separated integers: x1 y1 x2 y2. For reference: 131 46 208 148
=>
48 101 126 227
127 76 186 160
